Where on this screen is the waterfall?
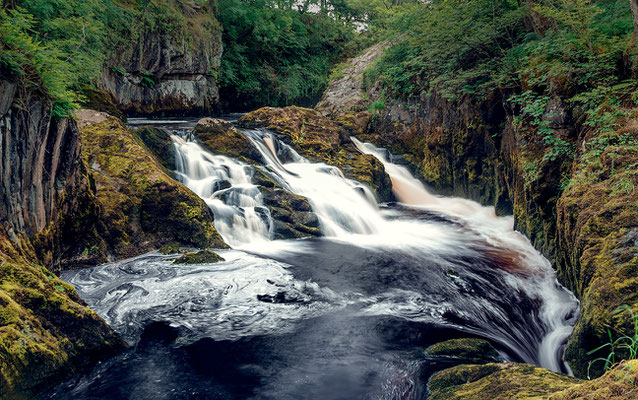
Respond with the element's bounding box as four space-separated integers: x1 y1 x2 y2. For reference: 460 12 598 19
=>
172 135 272 246
350 137 579 374
173 128 577 372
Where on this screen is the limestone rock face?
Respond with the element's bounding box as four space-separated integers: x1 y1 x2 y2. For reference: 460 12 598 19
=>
99 10 222 116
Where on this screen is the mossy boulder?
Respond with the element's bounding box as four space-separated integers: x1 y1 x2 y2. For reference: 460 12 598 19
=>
194 117 261 163
239 106 393 202
76 110 227 260
428 363 580 400
173 250 224 264
261 186 321 239
134 126 175 171
0 232 125 398
425 338 503 364
428 360 638 400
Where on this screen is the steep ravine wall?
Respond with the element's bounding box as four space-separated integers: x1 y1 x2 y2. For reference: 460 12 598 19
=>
0 80 125 398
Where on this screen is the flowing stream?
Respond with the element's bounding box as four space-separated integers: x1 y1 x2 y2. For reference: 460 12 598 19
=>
46 119 579 400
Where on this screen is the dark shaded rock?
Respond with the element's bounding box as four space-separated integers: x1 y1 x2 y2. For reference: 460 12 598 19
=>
260 187 321 239
135 126 176 171
173 250 224 264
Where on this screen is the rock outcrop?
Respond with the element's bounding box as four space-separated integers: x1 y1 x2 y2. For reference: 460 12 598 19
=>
238 106 394 202
0 82 124 398
428 360 638 400
75 110 227 262
193 118 321 239
99 3 222 116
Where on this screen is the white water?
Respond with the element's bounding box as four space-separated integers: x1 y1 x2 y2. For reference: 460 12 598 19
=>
168 127 578 373
351 137 579 373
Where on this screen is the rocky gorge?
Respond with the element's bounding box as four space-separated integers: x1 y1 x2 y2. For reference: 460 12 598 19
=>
1 0 638 398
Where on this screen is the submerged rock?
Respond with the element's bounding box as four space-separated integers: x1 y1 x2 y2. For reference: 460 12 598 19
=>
173 250 224 264
239 106 393 202
425 338 503 364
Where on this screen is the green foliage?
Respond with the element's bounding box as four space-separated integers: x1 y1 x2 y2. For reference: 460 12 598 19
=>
216 0 356 110
587 305 638 379
0 6 78 117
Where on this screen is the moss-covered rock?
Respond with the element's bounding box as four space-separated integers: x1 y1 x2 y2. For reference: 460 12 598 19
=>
194 117 261 163
159 242 181 255
428 363 580 400
425 338 503 364
239 106 393 202
555 122 638 378
76 110 227 260
428 360 638 400
0 232 125 398
173 250 224 264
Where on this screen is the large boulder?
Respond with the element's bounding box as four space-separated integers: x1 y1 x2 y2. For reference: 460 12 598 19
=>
239 106 393 202
76 110 227 261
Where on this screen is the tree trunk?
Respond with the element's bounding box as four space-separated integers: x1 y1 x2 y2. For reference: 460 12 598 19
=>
630 0 638 39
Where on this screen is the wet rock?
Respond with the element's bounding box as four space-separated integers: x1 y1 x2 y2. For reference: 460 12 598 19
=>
194 117 262 163
173 250 224 264
260 187 321 239
239 106 393 202
425 338 503 364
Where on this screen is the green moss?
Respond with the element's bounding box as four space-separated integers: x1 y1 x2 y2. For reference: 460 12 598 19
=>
173 250 225 264
0 234 125 398
78 114 227 259
428 363 581 400
159 242 181 255
194 118 261 163
134 126 176 171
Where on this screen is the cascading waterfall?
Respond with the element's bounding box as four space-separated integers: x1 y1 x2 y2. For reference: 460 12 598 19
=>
170 126 578 372
51 120 579 400
172 135 273 246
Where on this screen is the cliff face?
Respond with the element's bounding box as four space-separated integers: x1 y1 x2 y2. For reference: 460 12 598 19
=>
318 45 638 379
99 5 222 116
0 80 125 397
